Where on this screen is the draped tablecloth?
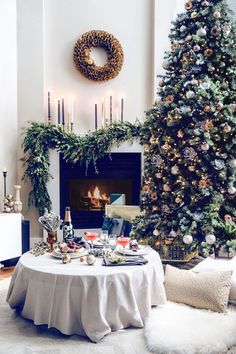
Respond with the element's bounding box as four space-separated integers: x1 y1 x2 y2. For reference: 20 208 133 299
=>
6 250 166 342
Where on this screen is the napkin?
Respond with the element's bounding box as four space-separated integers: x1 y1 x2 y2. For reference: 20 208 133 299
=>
102 256 148 266
74 236 90 250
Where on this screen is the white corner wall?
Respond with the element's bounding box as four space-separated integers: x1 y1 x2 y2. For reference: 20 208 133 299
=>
0 0 17 204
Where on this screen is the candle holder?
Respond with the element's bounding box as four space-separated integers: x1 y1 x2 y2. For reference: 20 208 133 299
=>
47 230 57 253
3 170 7 197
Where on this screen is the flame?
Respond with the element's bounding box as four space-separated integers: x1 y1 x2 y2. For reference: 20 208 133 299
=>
88 190 92 198
87 186 108 202
93 186 101 199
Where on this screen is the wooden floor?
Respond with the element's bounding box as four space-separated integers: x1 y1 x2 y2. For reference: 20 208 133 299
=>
0 266 14 280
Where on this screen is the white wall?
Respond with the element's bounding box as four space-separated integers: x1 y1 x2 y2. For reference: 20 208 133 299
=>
14 0 182 238
0 0 17 204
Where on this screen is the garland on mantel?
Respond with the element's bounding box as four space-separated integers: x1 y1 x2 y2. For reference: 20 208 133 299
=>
22 121 142 215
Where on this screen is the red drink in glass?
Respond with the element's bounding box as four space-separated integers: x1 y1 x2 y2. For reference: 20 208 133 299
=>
117 236 130 255
84 232 98 253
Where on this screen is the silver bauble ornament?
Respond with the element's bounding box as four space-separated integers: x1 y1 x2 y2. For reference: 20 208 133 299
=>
223 124 231 133
213 11 221 19
197 28 207 37
201 0 209 6
169 230 177 238
201 143 210 151
228 186 236 195
186 90 195 99
193 44 201 52
87 255 96 265
183 235 193 245
171 165 179 175
229 159 236 168
205 234 216 245
153 229 160 237
163 60 170 69
180 25 187 33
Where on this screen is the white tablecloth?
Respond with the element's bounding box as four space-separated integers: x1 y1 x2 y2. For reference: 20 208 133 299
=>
6 250 166 342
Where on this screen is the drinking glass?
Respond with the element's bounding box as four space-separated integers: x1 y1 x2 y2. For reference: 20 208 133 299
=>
117 236 130 256
109 234 117 250
85 232 98 254
100 230 109 247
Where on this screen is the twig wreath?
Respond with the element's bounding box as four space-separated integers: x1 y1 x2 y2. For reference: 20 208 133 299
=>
22 121 141 215
73 30 124 82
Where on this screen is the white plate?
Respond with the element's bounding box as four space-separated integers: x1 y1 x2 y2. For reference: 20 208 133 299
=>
115 244 151 256
52 248 88 259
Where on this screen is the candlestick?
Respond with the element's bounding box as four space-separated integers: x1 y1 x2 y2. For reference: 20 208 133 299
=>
105 98 109 127
48 91 51 123
109 95 112 124
3 168 7 198
116 107 119 122
58 98 61 124
95 101 98 131
62 98 65 130
101 99 105 128
121 97 124 123
70 96 74 125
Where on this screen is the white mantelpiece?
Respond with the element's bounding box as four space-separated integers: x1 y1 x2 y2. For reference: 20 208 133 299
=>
0 213 22 263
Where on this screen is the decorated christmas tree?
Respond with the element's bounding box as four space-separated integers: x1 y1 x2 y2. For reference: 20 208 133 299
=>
132 0 236 260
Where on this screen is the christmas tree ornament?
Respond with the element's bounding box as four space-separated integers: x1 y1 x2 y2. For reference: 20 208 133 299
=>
183 147 197 159
216 102 224 111
191 12 198 19
180 25 187 33
161 204 171 214
191 79 199 86
188 165 196 172
153 229 160 237
62 254 71 264
200 82 210 90
159 79 165 87
177 130 184 138
163 184 171 192
175 196 182 204
162 60 170 69
151 192 158 200
201 0 209 6
161 142 170 151
205 234 216 245
204 105 211 112
169 230 177 238
213 11 221 19
224 214 233 223
221 81 229 89
204 48 213 57
171 41 179 51
197 28 207 37
171 165 179 175
183 235 193 244
201 142 210 151
86 254 96 265
193 44 201 52
211 27 219 36
166 95 175 103
223 124 231 133
228 186 236 195
185 1 193 10
155 172 163 179
186 90 195 99
229 159 236 168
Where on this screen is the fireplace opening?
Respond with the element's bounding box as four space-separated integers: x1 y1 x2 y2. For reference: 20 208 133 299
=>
69 179 133 211
60 152 141 229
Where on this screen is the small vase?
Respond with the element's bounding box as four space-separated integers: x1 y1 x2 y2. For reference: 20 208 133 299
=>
13 185 23 214
47 231 57 253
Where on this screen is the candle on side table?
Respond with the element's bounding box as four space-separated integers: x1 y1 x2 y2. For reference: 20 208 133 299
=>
57 98 61 125
95 101 98 131
110 95 112 124
121 97 124 122
2 168 7 197
62 98 65 129
48 91 51 123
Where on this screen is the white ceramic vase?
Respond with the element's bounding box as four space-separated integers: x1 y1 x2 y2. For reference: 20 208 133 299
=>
13 185 23 214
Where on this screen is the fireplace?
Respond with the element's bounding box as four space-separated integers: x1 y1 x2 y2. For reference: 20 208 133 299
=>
60 153 141 228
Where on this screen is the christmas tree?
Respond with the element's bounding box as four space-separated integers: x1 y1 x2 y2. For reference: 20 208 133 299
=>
132 0 236 260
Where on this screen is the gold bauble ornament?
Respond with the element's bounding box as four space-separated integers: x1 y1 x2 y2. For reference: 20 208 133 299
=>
163 184 171 192
191 12 198 18
223 124 231 133
188 165 196 172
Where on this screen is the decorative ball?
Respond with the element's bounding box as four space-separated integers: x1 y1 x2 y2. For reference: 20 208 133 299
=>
188 165 196 172
201 0 209 6
223 124 231 133
185 35 192 42
185 1 193 10
228 186 236 195
155 172 163 179
205 234 216 245
177 130 184 138
175 196 182 204
191 12 198 19
171 165 179 175
193 44 201 52
153 229 160 237
204 48 213 57
159 79 165 87
213 11 221 19
216 102 224 111
163 184 171 192
191 79 198 86
180 25 187 33
169 230 177 238
86 254 96 265
62 254 71 264
221 81 229 89
197 28 207 37
229 159 236 168
162 60 170 69
211 27 219 36
204 105 211 112
183 235 193 244
186 90 195 99
224 214 233 223
201 143 210 151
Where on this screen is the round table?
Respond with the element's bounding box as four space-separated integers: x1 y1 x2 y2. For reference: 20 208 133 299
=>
7 250 166 342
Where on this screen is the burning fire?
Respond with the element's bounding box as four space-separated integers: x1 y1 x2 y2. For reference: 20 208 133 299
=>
87 186 109 207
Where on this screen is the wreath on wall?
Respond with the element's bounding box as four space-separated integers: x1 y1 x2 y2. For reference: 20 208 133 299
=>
73 30 124 82
22 121 141 215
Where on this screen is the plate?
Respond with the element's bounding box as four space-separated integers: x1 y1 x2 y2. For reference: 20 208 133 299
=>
52 247 88 259
115 244 151 256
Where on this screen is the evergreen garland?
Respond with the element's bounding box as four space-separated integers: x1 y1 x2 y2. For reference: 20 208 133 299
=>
22 121 141 215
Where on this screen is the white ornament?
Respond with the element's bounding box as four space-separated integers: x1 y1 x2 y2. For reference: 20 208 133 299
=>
197 28 207 37
201 143 210 151
87 254 96 265
180 25 187 33
205 234 216 245
183 235 193 244
186 90 195 99
162 60 170 69
169 230 177 238
62 254 71 264
228 186 236 195
213 11 221 19
153 229 160 237
229 159 236 168
171 165 179 175
193 44 201 52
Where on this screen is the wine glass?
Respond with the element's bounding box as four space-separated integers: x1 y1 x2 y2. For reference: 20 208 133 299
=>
117 236 130 256
85 232 98 254
100 230 109 247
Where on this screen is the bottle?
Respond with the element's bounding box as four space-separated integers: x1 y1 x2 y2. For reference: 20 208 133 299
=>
62 206 74 242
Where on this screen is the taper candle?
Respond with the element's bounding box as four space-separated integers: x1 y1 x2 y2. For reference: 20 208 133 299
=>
121 97 124 122
109 95 112 124
101 99 105 128
3 168 7 197
62 98 65 129
95 101 98 131
58 98 61 124
48 91 51 122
